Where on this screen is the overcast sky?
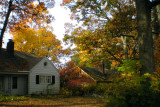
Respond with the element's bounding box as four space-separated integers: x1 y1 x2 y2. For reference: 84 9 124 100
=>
49 0 73 41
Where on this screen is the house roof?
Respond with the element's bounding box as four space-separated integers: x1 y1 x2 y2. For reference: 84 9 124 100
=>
0 48 43 71
81 67 106 81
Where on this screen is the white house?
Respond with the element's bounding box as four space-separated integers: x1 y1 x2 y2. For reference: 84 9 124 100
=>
0 40 60 95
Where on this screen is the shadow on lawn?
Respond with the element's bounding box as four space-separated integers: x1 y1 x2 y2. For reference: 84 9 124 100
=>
0 102 101 107
0 95 107 107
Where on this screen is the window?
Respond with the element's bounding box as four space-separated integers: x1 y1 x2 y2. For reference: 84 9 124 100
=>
44 62 47 66
39 76 45 84
36 75 55 84
12 77 17 89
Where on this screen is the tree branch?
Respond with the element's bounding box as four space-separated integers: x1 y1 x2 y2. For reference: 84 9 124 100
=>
119 34 135 38
0 0 13 49
106 50 123 64
150 0 160 8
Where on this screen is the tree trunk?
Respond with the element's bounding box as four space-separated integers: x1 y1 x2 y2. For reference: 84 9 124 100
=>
135 0 155 75
152 1 160 43
0 0 13 50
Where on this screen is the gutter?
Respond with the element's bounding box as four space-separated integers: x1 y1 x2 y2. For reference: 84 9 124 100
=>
0 70 29 74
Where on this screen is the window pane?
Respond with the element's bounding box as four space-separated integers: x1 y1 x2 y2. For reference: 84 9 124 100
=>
39 76 45 83
46 76 51 83
12 77 17 89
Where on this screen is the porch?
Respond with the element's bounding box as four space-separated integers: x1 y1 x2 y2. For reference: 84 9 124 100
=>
0 74 28 95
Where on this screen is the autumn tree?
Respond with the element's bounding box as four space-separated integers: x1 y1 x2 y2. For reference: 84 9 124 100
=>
64 0 160 74
11 26 70 63
60 61 94 88
135 0 160 75
64 27 123 70
63 0 138 70
0 0 54 49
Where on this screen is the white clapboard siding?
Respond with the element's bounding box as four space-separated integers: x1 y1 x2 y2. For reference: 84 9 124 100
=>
28 57 60 95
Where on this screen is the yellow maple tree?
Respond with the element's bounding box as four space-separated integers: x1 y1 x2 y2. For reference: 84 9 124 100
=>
12 27 63 62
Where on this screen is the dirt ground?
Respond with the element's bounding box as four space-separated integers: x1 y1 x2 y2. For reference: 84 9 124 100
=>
0 96 108 107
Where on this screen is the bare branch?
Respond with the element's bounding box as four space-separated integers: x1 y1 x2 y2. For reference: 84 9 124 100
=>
106 49 123 64
0 0 13 49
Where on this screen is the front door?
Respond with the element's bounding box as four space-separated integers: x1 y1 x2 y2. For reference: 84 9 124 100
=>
11 75 28 95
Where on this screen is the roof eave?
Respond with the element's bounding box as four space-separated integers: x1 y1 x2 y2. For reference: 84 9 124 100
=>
0 70 30 75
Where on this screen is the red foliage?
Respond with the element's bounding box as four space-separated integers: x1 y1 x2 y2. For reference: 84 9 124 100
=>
60 61 95 88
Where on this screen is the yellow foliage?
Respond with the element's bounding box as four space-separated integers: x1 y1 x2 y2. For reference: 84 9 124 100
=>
12 27 63 62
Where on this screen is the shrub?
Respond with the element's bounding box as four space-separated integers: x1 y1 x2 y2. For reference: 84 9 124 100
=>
105 60 160 107
94 83 108 95
59 87 72 96
106 85 160 107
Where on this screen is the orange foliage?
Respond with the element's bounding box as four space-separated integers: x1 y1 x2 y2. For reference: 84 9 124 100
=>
150 35 160 92
62 0 74 5
62 0 83 5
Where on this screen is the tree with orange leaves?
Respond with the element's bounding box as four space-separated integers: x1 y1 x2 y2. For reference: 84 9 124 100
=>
63 0 139 69
11 26 70 63
0 0 55 49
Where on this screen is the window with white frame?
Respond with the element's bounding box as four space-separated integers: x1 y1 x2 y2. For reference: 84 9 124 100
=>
36 75 54 84
39 76 45 84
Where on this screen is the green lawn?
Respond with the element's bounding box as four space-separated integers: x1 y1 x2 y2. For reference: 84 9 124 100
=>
0 96 108 107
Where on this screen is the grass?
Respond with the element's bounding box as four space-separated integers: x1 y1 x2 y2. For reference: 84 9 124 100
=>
0 95 108 107
0 94 27 102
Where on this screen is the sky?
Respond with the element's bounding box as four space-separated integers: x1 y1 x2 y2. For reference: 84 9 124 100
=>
2 0 75 64
49 0 73 41
3 0 75 48
49 0 76 64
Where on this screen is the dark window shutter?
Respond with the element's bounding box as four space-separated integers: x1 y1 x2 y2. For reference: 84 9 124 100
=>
36 75 39 84
52 76 55 84
12 77 17 89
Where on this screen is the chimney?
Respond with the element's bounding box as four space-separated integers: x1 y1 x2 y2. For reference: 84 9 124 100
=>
7 39 14 56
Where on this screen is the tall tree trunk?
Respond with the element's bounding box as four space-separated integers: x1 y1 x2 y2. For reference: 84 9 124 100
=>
0 0 13 50
135 0 155 75
152 1 160 43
